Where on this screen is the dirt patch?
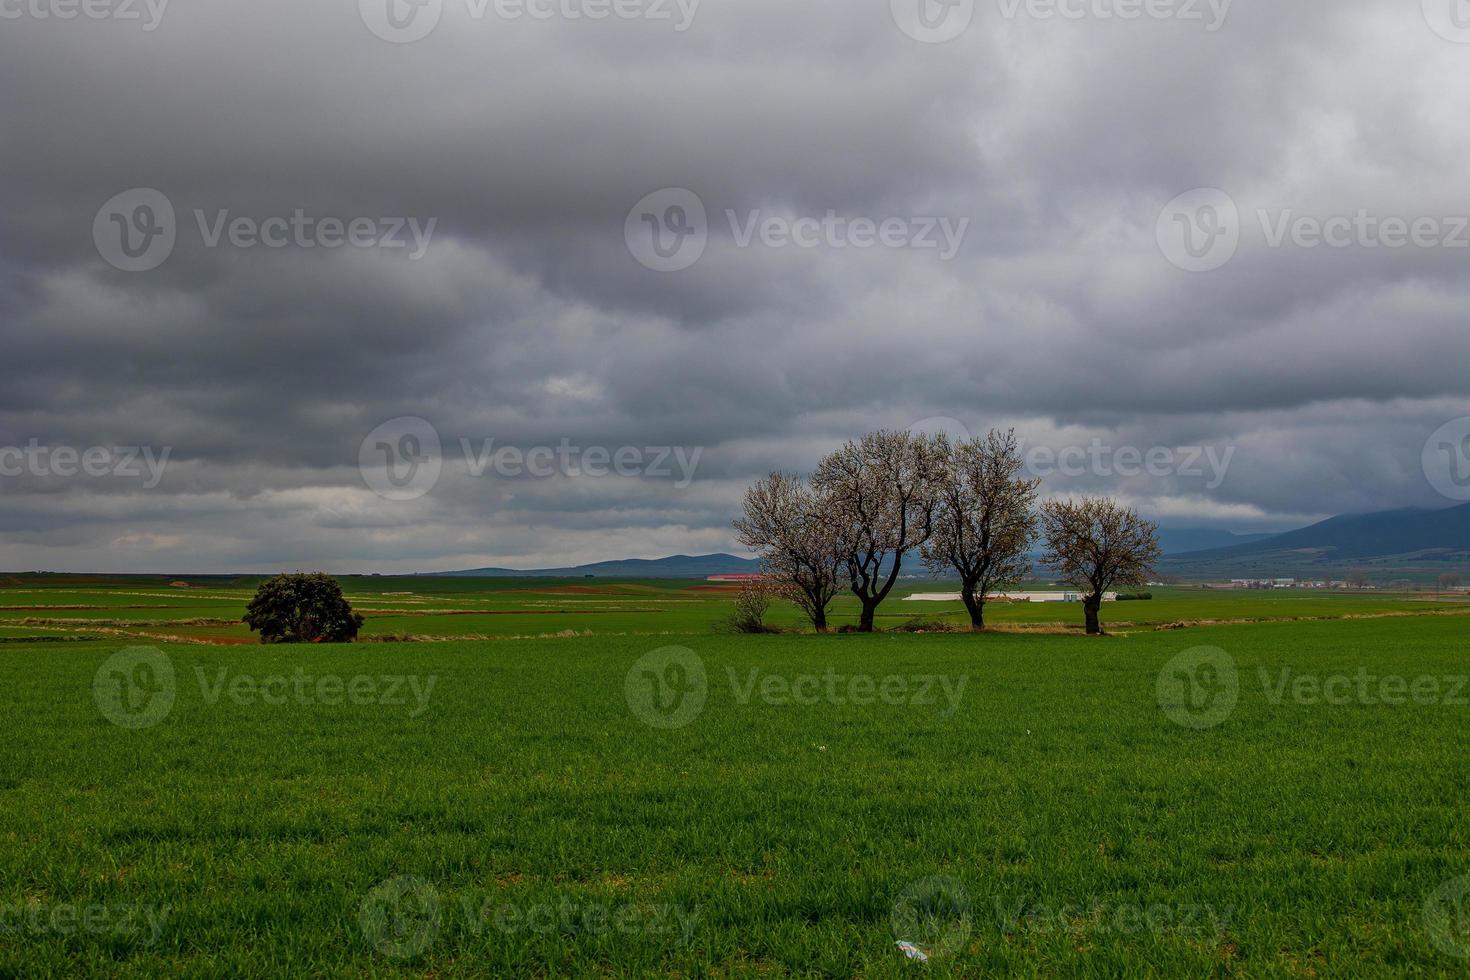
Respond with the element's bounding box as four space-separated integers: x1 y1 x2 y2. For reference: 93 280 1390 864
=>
15 623 256 646
0 604 179 612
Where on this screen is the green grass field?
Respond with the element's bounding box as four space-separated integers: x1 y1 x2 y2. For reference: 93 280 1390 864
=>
2 575 1464 644
3 578 1470 975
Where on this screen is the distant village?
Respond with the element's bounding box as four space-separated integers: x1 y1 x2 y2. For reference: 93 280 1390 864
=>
1224 578 1374 590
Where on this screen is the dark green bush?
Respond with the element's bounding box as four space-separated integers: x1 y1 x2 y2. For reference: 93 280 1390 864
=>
243 573 364 643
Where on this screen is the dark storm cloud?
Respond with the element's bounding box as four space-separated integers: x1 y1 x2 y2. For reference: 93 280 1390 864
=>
2 0 1468 571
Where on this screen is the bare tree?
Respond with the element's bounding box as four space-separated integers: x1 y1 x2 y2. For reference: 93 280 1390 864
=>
812 430 947 632
922 429 1040 631
722 577 776 633
1040 497 1161 636
734 472 844 632
1439 572 1463 590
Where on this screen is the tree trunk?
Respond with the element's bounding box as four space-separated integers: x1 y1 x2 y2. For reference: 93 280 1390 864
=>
1083 595 1102 636
812 608 828 632
961 587 985 631
858 600 878 632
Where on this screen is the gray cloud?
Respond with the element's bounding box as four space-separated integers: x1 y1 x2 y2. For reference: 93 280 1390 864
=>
1 0 1468 572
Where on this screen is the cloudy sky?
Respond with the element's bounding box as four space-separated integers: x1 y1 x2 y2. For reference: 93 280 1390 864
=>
2 0 1469 573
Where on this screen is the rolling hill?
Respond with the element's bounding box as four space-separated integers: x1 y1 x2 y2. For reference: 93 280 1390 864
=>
429 553 762 579
1162 503 1470 577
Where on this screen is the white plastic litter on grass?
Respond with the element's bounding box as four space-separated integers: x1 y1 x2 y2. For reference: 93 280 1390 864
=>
895 940 929 962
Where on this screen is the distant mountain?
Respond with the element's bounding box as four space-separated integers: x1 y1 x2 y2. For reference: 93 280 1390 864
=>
430 553 762 579
1158 527 1278 556
431 507 1470 581
1162 503 1470 575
